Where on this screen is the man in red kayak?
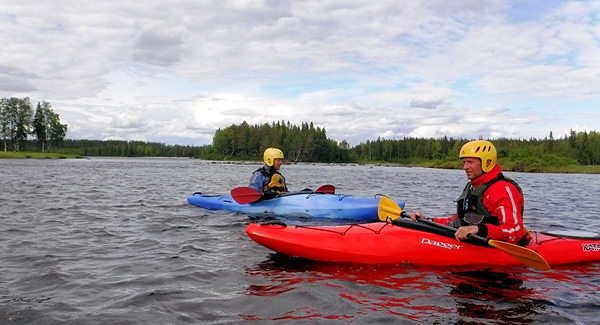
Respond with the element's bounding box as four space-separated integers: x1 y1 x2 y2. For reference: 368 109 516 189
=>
249 147 288 199
410 140 529 245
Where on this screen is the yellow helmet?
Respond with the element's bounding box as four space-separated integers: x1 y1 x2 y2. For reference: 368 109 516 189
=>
263 147 284 167
459 140 497 173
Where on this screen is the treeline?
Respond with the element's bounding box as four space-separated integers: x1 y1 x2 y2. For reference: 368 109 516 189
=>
36 121 350 162
4 113 600 171
354 130 600 170
212 121 351 163
0 97 67 152
52 139 213 158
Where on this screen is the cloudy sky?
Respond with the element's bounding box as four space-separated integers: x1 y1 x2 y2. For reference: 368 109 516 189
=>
2 1 599 146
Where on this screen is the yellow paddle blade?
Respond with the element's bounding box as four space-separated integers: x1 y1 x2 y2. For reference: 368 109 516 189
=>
378 197 403 221
488 240 551 271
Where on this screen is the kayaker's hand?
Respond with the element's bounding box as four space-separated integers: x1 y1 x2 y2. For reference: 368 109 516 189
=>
262 189 278 200
454 225 479 241
410 211 425 221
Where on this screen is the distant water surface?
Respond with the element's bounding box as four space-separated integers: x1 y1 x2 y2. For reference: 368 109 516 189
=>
1 157 599 324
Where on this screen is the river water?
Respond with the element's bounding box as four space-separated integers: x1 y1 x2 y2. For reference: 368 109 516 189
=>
2 157 599 324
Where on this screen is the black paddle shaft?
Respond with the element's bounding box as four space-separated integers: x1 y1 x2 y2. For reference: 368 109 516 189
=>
393 213 490 247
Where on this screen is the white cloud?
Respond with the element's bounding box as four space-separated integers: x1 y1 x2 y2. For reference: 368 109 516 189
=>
0 0 599 146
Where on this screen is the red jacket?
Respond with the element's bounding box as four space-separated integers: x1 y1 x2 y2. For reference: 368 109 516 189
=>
433 164 527 244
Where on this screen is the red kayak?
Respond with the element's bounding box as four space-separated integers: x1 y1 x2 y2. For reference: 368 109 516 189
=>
246 220 600 268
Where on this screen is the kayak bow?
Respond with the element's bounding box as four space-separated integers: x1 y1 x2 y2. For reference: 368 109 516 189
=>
245 221 600 268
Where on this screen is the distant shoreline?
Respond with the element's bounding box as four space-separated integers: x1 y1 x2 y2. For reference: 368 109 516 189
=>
2 152 599 174
360 160 600 175
0 151 84 159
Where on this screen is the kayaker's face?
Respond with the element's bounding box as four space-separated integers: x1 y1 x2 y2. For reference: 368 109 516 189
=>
272 158 283 170
462 157 484 180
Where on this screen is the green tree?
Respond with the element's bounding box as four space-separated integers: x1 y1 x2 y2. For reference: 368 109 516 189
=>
32 101 50 151
10 97 33 151
48 110 67 150
2 98 19 151
0 98 9 151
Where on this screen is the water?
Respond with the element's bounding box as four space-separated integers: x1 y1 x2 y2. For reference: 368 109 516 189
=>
2 158 599 324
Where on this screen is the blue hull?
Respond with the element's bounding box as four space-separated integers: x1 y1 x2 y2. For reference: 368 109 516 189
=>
188 192 405 222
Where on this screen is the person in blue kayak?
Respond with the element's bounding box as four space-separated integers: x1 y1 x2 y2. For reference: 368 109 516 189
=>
249 147 288 199
410 140 529 245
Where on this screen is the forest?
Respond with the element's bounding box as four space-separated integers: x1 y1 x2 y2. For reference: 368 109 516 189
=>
3 111 600 172
0 97 67 152
352 132 600 172
27 121 350 162
205 122 600 172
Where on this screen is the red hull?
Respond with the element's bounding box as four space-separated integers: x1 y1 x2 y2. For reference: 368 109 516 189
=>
246 222 600 267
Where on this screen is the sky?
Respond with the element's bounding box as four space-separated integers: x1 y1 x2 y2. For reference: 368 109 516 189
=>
1 0 599 146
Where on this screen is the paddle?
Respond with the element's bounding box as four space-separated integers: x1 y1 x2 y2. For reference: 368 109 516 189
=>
315 184 335 194
231 184 336 204
230 187 262 204
377 197 550 271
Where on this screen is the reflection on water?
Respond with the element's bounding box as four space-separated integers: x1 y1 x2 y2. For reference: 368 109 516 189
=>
447 270 546 324
244 254 449 322
246 253 600 323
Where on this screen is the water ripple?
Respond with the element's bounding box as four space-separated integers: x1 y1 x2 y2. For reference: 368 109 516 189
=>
1 158 599 324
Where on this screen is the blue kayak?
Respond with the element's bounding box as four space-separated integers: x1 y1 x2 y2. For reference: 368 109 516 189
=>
188 191 405 222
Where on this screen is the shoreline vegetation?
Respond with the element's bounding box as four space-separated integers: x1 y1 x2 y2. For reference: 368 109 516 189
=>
3 150 600 174
0 151 84 159
362 159 600 175
2 120 599 174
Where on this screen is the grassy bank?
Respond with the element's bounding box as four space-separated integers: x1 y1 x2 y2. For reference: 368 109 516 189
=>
0 151 85 159
362 158 600 174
